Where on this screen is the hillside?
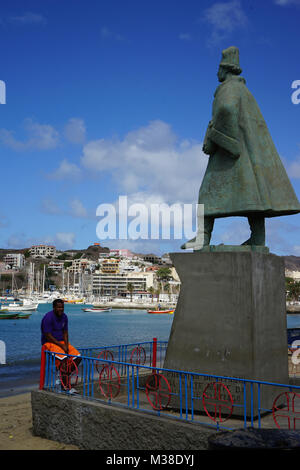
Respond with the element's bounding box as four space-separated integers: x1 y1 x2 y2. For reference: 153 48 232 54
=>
0 246 300 270
283 256 300 271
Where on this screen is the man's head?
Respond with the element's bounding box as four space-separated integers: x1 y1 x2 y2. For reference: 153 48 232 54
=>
218 46 242 82
53 299 64 317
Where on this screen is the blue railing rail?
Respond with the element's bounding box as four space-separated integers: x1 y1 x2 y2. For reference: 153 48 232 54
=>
41 343 300 432
78 340 168 372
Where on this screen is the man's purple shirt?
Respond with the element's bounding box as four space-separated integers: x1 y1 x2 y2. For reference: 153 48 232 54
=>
41 310 68 345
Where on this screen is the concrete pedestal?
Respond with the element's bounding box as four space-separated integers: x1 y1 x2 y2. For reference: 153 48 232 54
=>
163 251 288 417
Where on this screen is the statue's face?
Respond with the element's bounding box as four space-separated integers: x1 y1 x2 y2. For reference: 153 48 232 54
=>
217 65 227 82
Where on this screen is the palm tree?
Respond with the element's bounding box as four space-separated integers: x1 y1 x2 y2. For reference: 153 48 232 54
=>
155 286 161 305
148 286 155 303
156 267 171 297
127 282 134 302
165 283 172 302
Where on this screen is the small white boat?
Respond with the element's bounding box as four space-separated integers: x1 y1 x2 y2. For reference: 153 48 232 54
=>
4 302 38 311
82 307 112 312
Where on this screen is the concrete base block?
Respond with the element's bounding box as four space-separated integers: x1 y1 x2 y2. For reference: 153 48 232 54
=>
31 390 214 450
163 251 289 416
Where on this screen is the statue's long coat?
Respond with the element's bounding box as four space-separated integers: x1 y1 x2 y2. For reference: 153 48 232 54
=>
199 76 300 218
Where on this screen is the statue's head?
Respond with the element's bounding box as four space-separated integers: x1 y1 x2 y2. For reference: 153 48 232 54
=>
217 46 242 82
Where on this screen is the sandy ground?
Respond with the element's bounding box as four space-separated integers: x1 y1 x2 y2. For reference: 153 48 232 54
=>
0 392 79 450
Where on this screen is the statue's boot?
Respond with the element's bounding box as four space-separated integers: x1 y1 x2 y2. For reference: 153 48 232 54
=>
181 217 214 250
241 216 265 246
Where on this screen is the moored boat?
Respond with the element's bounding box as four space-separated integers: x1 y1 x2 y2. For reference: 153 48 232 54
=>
82 307 112 312
147 309 174 314
63 298 85 304
15 313 32 319
3 302 38 311
0 312 20 319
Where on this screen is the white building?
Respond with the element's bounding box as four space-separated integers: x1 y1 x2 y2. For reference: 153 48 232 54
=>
48 261 64 272
3 253 25 269
286 269 300 281
118 258 141 274
67 258 93 274
30 245 56 258
109 249 134 258
92 271 154 297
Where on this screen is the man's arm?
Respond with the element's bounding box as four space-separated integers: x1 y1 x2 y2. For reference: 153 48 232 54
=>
44 332 68 353
207 87 241 159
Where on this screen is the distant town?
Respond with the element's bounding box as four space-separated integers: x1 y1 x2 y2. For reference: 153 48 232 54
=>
0 243 180 307
1 243 300 307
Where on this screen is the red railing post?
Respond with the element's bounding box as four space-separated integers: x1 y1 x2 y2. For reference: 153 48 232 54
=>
39 345 46 390
152 337 157 371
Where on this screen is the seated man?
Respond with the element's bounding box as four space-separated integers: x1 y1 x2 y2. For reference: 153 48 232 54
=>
41 298 81 390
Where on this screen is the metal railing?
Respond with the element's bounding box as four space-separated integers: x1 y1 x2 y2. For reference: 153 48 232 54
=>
79 339 167 372
40 339 300 432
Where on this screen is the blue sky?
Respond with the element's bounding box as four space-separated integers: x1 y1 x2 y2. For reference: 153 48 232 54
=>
0 0 300 255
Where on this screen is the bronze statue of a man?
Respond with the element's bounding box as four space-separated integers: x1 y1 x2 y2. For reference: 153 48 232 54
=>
182 46 300 250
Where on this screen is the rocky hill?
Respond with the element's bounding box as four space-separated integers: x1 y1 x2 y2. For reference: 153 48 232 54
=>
283 256 300 271
0 246 300 270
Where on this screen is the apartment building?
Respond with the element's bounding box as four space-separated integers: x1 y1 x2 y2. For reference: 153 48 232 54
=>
101 258 120 274
3 253 25 269
30 245 56 258
48 261 64 272
67 258 93 274
92 271 154 296
109 249 133 258
286 269 300 281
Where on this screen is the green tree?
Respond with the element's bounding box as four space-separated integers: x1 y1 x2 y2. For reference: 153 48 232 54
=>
127 282 134 302
286 277 300 302
156 267 172 281
155 285 161 304
148 286 155 303
63 261 72 269
164 283 172 301
57 253 70 260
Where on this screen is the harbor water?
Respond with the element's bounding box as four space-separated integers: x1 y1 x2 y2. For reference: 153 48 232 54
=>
0 303 299 397
0 303 174 397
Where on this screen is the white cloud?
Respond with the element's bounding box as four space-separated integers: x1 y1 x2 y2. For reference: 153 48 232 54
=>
0 118 59 151
9 12 46 25
81 119 207 205
64 118 86 144
179 33 192 41
101 26 125 42
41 199 62 215
5 231 75 250
207 217 300 256
215 218 249 245
274 0 300 5
202 0 248 46
41 197 93 220
70 199 88 218
286 155 300 179
54 232 76 250
47 159 82 181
